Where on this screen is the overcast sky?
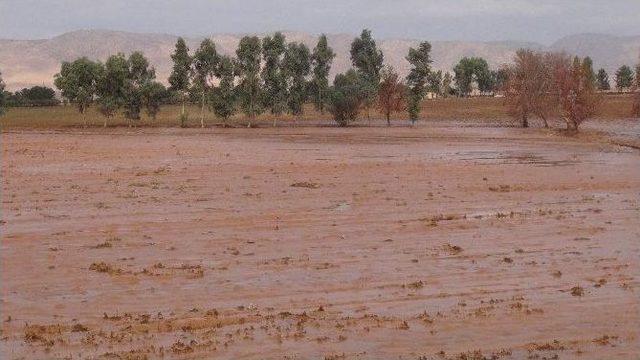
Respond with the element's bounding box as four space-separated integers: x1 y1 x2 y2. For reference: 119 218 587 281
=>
0 0 638 44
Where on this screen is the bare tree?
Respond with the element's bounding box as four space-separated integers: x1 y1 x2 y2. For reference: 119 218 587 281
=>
504 49 552 128
548 54 601 131
377 66 406 126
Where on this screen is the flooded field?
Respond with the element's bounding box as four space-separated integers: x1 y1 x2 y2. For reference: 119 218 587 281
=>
1 122 639 359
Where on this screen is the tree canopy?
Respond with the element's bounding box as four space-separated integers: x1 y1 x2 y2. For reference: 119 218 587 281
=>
283 42 311 116
328 69 368 127
378 66 406 125
0 71 5 116
453 57 492 96
209 55 237 124
261 32 288 118
236 36 263 124
54 57 104 126
405 41 432 122
615 65 634 90
596 69 610 91
309 34 335 114
192 39 220 127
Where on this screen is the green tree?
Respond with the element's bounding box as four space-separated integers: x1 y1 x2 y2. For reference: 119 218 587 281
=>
235 36 263 126
453 57 491 96
123 52 157 125
309 34 335 114
142 81 167 120
492 68 509 92
615 65 634 90
582 56 596 86
261 32 287 124
0 71 5 116
54 57 103 127
210 55 236 126
350 29 384 119
596 69 610 91
284 42 311 118
192 39 219 127
328 69 367 127
10 86 59 106
426 70 442 94
441 72 453 97
635 63 640 88
168 38 192 127
97 53 128 126
405 41 432 123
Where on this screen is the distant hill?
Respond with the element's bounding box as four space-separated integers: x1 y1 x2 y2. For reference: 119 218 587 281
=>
0 30 638 91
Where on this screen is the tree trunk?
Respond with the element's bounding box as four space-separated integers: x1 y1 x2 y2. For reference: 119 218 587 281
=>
522 113 529 128
181 95 186 128
567 118 578 132
82 110 87 128
540 114 549 128
201 91 206 128
386 112 391 126
104 118 107 128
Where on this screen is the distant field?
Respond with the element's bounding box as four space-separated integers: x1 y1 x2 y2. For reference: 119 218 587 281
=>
1 94 636 129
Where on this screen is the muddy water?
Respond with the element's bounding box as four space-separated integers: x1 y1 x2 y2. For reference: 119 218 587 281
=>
1 124 639 359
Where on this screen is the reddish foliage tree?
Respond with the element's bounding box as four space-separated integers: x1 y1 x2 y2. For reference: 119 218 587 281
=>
377 66 406 126
548 54 602 131
504 49 553 128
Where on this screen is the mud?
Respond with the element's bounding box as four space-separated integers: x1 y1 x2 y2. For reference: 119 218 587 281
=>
1 123 639 359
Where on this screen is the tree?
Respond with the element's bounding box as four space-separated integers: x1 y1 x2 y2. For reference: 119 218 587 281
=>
54 57 103 127
210 55 237 126
615 65 634 91
582 56 596 86
426 70 443 95
142 81 167 120
350 29 384 119
377 66 406 126
192 39 219 127
596 69 610 91
405 41 432 123
328 70 367 127
283 42 311 118
0 71 5 116
441 72 453 97
309 34 335 114
504 49 552 128
8 86 59 106
549 54 601 131
492 68 509 92
261 32 287 124
168 38 192 127
453 57 492 96
235 36 263 127
633 58 640 117
97 53 128 126
123 52 157 125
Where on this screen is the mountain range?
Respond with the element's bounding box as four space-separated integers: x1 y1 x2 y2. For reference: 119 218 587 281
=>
1 30 638 91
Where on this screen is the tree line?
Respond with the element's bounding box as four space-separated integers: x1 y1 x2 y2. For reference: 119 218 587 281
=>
0 30 639 128
2 85 59 107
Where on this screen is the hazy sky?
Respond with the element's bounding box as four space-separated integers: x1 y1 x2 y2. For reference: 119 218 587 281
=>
0 0 638 44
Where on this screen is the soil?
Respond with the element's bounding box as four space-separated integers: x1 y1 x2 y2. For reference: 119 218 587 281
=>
1 122 639 359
